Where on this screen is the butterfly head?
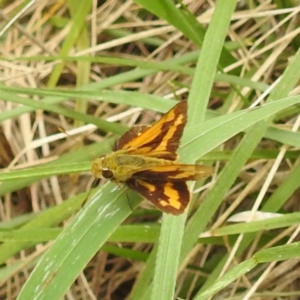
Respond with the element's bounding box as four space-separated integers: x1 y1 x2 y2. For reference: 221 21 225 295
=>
91 157 115 180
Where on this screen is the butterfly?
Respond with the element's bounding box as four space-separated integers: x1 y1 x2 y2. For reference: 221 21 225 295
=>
91 101 213 215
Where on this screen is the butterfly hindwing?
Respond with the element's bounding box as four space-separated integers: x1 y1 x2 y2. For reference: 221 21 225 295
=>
126 178 190 215
124 164 213 214
116 101 187 160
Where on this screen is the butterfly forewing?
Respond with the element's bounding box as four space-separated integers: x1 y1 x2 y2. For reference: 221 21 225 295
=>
116 101 187 160
130 164 214 181
115 125 149 151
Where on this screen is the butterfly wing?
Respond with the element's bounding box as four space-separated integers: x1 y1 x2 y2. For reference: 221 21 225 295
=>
126 178 189 215
131 164 214 181
116 101 187 160
115 125 149 151
125 163 213 215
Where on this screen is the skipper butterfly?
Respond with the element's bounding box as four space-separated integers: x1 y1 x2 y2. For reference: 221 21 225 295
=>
91 101 213 215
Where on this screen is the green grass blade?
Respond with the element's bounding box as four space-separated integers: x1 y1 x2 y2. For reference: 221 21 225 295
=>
16 185 141 300
150 1 238 300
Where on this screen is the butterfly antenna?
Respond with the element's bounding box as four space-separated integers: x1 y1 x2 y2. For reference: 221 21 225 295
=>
58 126 98 159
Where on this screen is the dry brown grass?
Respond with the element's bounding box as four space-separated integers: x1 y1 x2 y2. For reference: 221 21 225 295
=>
1 1 300 299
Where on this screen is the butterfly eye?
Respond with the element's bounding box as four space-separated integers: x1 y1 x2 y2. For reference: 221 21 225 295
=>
102 169 114 179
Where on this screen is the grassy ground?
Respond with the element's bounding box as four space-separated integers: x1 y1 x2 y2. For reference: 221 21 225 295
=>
0 1 300 299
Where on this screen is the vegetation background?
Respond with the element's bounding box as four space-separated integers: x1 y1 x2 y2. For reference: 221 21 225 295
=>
0 0 300 299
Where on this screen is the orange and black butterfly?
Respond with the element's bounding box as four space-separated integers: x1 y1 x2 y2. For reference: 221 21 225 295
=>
91 101 213 215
